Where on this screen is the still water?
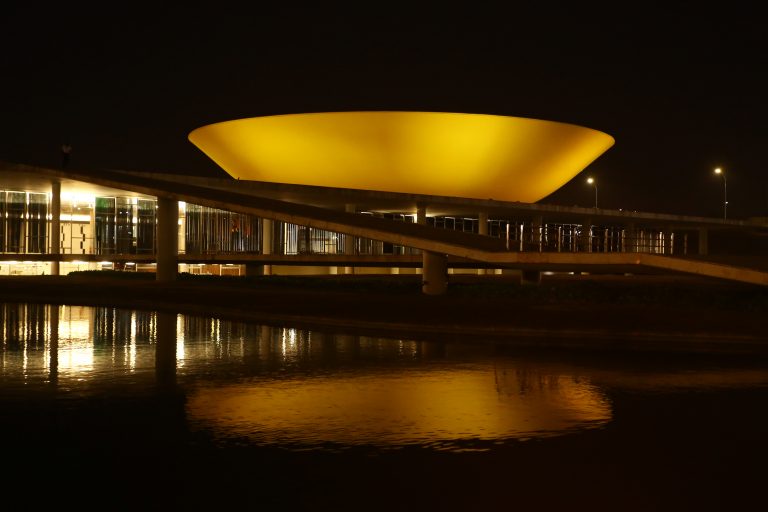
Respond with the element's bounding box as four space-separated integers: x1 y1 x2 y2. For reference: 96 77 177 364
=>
2 303 767 511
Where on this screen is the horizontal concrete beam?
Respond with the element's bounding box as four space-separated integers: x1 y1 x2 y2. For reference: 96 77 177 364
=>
4 251 768 284
4 162 768 286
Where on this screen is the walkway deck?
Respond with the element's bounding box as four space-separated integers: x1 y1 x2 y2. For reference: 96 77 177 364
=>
3 163 768 286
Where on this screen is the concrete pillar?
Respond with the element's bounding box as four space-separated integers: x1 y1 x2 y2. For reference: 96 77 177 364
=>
89 203 96 255
156 196 178 282
698 228 708 256
624 223 635 253
262 218 273 276
478 212 489 235
580 218 592 252
415 204 427 274
532 215 543 252
50 181 61 275
422 251 447 295
666 226 675 256
344 204 355 275
416 204 427 225
521 269 541 285
478 212 488 275
245 263 263 277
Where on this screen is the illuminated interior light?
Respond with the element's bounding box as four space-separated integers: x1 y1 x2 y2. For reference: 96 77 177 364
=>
60 214 91 222
61 192 96 204
188 112 615 203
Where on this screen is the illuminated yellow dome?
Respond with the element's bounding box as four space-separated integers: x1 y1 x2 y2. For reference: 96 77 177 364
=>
189 111 614 202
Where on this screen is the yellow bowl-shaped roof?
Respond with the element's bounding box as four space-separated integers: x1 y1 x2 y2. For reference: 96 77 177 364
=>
188 112 614 203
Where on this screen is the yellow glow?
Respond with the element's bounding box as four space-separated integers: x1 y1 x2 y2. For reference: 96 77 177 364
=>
187 366 611 446
714 167 723 174
587 177 595 184
189 112 615 202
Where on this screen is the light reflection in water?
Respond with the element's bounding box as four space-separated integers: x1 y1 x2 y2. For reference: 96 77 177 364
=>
186 368 611 449
0 303 613 450
4 302 768 453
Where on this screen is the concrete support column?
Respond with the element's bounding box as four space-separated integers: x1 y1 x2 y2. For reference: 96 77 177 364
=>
666 226 675 255
478 212 488 275
580 218 592 253
422 251 447 295
156 196 178 282
532 215 544 252
262 218 273 276
698 228 708 256
415 204 427 274
245 263 263 277
521 270 542 285
478 212 489 235
624 223 636 253
50 181 61 275
416 204 427 225
344 204 356 275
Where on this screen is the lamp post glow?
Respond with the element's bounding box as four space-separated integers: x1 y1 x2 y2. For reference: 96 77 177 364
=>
714 168 727 220
586 177 597 209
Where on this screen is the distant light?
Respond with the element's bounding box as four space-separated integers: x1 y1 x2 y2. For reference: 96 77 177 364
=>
714 167 722 175
587 177 594 184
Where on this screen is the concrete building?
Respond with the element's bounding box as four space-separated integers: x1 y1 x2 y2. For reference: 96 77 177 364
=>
2 112 767 291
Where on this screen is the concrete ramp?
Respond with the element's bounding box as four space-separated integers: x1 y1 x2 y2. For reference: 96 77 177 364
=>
10 163 768 287
636 254 768 286
481 252 768 286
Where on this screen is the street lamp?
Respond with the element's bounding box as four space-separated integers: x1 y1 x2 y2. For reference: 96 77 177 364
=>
586 177 597 209
714 167 727 220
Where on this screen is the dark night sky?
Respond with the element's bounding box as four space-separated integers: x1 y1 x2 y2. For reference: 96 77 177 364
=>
2 3 766 218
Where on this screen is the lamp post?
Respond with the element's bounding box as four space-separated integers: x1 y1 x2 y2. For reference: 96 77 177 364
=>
714 167 727 220
586 177 597 209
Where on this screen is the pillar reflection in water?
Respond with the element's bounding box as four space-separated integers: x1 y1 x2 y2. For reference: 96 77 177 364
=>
155 311 178 388
1 304 180 387
48 304 58 385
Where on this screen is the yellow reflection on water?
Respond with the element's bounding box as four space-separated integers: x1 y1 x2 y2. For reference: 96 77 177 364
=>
187 365 611 448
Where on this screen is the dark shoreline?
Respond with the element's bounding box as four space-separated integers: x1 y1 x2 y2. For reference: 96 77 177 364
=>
2 273 767 355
